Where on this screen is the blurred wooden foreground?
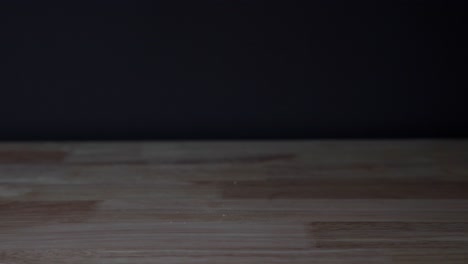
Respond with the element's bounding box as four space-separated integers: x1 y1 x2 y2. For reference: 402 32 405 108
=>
1 140 468 263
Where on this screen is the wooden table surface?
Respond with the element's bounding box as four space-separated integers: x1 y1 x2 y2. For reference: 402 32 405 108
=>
1 140 468 263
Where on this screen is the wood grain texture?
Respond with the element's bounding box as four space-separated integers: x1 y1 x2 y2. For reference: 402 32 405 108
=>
0 140 468 263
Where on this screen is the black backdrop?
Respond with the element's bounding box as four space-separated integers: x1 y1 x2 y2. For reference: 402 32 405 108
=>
1 1 466 140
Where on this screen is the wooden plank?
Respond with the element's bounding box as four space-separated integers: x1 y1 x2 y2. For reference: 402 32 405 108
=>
1 140 468 263
309 222 468 248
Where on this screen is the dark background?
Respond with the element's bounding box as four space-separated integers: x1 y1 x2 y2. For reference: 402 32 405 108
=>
1 0 466 140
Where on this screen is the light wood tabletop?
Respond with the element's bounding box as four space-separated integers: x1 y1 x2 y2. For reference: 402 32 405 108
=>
1 140 468 263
